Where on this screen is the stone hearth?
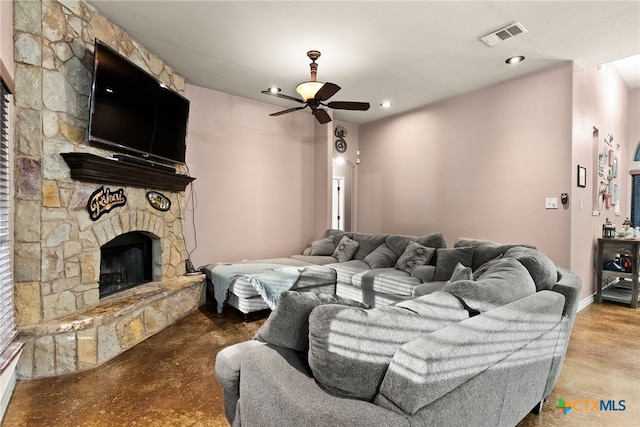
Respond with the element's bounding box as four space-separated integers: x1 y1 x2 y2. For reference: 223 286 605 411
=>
12 1 201 379
16 276 204 379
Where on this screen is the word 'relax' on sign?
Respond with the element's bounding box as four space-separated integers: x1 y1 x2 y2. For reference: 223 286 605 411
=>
87 186 127 221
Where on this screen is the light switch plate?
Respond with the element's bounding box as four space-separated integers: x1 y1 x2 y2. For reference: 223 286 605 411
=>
545 198 558 209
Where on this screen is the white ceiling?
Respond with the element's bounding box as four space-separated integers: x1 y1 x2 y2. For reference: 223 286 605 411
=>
87 1 640 125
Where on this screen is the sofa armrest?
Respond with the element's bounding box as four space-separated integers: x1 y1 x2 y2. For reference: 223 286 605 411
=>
552 267 582 318
238 344 409 427
377 291 565 415
411 265 436 282
215 340 267 423
411 280 446 297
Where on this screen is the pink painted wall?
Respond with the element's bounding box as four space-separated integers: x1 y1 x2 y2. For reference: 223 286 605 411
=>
358 63 574 267
571 65 633 302
183 84 318 268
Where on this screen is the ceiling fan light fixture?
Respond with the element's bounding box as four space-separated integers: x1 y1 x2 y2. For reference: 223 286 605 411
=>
296 81 324 101
506 55 525 65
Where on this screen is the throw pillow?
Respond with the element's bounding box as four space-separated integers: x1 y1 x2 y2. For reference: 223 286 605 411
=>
308 292 468 401
503 246 557 291
434 247 473 281
310 237 335 256
333 235 360 262
443 257 536 313
350 233 388 260
447 262 473 282
395 241 435 274
254 290 368 352
385 233 447 257
363 243 399 269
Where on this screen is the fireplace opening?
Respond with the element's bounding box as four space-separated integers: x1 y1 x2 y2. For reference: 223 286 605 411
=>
99 231 153 298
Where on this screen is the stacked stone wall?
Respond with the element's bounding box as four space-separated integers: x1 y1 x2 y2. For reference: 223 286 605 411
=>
13 0 188 326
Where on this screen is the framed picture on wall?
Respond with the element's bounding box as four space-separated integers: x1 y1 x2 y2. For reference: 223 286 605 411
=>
612 183 619 205
577 165 587 188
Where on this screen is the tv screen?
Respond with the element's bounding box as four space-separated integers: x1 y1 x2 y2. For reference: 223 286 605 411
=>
88 39 189 165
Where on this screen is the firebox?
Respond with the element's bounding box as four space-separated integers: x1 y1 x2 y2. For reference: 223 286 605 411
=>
99 231 153 298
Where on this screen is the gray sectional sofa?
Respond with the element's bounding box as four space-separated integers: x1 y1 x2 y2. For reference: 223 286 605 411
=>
204 231 469 316
214 234 582 426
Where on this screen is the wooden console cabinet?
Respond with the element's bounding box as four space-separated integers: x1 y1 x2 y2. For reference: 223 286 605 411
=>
596 238 640 309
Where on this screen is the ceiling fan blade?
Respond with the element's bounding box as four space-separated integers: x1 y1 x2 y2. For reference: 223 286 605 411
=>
313 108 332 124
314 82 341 101
261 90 305 104
327 101 370 111
270 106 306 116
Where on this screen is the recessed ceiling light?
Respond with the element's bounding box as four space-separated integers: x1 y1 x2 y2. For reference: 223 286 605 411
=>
506 55 525 65
380 101 392 108
268 86 281 93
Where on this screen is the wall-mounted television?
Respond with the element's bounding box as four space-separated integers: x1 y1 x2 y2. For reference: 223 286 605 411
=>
88 39 189 165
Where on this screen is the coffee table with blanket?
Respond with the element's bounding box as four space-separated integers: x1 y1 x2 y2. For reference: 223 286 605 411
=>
202 262 337 321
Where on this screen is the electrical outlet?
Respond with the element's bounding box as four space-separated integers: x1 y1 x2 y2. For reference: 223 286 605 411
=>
545 198 558 209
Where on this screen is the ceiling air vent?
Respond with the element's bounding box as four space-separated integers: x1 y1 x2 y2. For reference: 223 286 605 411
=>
480 22 528 47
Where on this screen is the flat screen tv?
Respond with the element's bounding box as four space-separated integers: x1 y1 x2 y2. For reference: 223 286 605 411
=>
88 39 189 165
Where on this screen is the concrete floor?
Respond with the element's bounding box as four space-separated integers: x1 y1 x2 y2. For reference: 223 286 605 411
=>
2 299 639 426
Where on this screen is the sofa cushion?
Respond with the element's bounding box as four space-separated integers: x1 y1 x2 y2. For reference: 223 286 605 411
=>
289 254 338 265
364 243 398 269
350 233 389 260
325 260 371 286
434 247 473 281
333 235 360 262
448 262 473 282
443 257 536 313
352 268 423 296
455 238 534 270
504 246 557 291
254 291 368 352
395 241 435 274
385 233 448 258
310 237 335 256
308 291 468 401
410 265 436 283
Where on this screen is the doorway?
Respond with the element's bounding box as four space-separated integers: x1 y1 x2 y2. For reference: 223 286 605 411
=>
332 176 345 230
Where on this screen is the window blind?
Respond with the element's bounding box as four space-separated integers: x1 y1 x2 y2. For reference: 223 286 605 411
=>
0 78 16 357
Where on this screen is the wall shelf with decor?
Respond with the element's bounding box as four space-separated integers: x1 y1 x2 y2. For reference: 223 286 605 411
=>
62 153 195 192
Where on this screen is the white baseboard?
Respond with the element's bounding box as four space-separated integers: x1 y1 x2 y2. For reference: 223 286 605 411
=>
0 347 22 423
577 294 594 312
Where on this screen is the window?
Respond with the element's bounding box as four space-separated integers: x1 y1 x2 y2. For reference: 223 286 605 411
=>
0 76 18 365
631 144 640 227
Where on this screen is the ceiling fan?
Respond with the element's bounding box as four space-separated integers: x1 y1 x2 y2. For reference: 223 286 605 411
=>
261 50 370 124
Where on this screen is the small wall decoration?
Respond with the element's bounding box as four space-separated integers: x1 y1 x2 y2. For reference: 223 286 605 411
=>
146 191 171 212
334 126 347 153
577 165 587 188
87 186 127 221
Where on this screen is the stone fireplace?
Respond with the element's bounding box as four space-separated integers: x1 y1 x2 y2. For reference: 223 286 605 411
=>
12 1 204 379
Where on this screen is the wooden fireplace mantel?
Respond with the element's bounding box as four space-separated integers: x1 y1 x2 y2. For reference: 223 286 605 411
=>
61 152 195 192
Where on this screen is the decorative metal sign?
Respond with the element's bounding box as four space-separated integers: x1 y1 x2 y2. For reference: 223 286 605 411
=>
146 191 171 212
334 126 347 153
87 186 127 221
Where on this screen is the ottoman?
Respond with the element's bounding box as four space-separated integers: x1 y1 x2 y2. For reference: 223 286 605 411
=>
212 264 337 321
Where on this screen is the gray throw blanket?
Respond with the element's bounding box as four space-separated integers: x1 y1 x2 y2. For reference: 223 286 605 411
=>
203 263 303 313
